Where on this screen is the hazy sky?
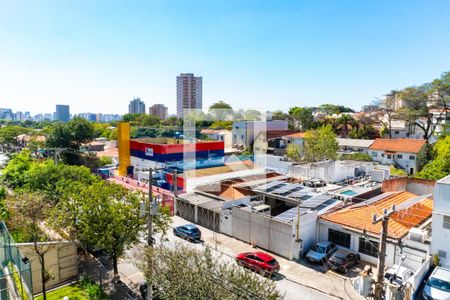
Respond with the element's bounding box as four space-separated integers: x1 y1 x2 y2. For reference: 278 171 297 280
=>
1 0 450 115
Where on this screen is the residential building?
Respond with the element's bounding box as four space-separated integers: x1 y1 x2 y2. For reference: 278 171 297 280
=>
55 105 70 123
432 175 450 268
362 105 379 113
176 73 202 118
368 138 426 175
200 129 233 152
149 104 168 120
337 138 374 154
320 189 432 268
128 97 146 114
232 120 288 149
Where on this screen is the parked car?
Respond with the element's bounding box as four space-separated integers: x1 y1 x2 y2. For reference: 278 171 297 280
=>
173 224 201 242
236 251 280 276
328 249 360 273
383 265 414 286
423 267 450 300
306 241 337 263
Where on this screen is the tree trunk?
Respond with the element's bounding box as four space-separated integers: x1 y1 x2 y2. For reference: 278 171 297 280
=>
113 255 118 275
39 253 47 300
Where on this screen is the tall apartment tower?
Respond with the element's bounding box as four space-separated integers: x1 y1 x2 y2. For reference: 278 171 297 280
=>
149 104 168 120
55 105 70 123
176 73 202 118
128 97 146 114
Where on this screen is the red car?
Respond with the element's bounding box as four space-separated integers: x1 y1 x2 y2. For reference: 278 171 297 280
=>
236 251 280 276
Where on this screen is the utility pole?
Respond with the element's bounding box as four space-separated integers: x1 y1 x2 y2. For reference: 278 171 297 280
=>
295 201 301 242
147 167 153 247
147 167 154 300
372 205 396 300
173 170 178 215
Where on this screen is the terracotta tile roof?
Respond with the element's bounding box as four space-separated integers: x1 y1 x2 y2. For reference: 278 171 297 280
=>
369 138 426 154
283 132 306 139
321 191 432 239
265 130 300 140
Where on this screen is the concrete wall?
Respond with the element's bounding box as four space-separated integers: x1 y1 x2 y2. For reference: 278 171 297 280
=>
18 241 78 294
298 211 318 254
381 177 436 196
254 154 293 174
432 212 450 268
231 207 294 259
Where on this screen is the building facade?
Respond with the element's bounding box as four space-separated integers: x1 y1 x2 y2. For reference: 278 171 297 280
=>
176 73 202 118
55 105 70 123
432 175 450 268
232 120 288 149
128 98 146 114
368 138 426 175
149 104 168 120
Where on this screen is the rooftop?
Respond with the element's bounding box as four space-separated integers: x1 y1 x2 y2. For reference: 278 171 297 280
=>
283 132 306 139
337 138 374 148
369 138 426 154
321 191 433 239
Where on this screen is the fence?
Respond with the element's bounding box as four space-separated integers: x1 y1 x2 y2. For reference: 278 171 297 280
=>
0 220 33 299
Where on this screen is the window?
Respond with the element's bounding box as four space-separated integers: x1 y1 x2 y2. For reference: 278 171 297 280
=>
409 155 415 160
387 154 392 159
241 135 244 139
328 229 351 248
371 152 378 157
394 131 399 134
397 154 403 159
443 216 450 230
358 237 379 258
381 154 385 157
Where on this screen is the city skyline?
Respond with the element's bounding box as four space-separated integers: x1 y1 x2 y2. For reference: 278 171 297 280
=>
1 1 450 115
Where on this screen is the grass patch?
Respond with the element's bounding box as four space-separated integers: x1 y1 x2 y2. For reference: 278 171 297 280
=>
35 285 88 300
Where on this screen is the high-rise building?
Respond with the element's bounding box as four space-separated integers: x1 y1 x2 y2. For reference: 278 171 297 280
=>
128 98 146 114
15 111 24 121
176 73 202 118
149 104 168 120
55 105 70 123
0 108 13 120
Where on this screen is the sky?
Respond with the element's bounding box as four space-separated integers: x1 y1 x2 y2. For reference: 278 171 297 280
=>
1 1 450 116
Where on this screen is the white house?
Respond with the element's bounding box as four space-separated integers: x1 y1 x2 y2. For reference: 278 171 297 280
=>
319 190 432 268
431 175 450 268
232 120 288 149
368 138 426 175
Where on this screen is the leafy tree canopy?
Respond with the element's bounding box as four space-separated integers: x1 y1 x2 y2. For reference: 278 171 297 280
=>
303 125 338 162
415 136 450 180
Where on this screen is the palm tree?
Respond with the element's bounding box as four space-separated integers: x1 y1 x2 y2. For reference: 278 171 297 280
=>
336 114 355 137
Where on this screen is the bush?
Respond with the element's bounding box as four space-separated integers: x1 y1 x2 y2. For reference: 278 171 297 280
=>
341 153 372 161
79 276 108 300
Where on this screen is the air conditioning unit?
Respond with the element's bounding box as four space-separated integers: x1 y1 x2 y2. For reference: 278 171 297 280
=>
408 228 428 243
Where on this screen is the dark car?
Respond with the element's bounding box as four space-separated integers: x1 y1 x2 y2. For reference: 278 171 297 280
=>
173 224 201 242
236 251 280 277
328 249 360 273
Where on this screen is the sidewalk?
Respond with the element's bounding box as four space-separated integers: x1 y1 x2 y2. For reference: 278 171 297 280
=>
172 216 366 300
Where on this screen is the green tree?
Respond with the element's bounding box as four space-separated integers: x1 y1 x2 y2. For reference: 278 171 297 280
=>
288 107 314 131
209 101 233 120
9 193 52 300
415 136 450 180
140 244 282 300
136 114 161 127
1 149 33 188
68 118 95 148
77 182 145 274
46 123 73 148
335 114 355 137
303 125 338 162
318 104 354 115
286 143 301 162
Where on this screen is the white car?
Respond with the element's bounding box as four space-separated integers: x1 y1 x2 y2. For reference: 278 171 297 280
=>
423 267 450 300
384 265 414 286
